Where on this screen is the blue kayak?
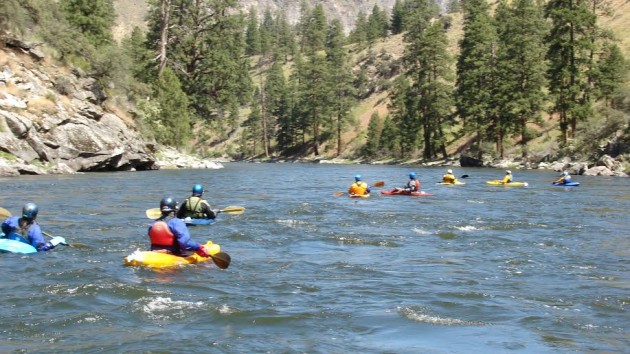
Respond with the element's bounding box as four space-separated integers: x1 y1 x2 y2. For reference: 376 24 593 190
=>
184 218 216 226
0 233 37 254
552 181 580 187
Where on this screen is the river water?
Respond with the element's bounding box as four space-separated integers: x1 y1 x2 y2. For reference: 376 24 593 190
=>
0 163 628 353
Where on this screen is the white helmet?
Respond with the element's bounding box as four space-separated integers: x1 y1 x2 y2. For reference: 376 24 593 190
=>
506 170 511 174
447 169 453 174
563 171 569 176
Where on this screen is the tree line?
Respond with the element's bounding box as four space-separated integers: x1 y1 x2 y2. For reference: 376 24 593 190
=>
0 0 627 161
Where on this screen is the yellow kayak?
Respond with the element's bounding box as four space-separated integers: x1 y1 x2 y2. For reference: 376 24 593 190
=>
486 180 529 187
123 241 221 268
436 181 466 185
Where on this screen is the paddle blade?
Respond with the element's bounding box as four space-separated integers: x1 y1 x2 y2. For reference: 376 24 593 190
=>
461 175 469 179
0 207 12 219
372 181 385 188
219 206 245 215
333 192 345 197
210 251 231 269
146 208 161 219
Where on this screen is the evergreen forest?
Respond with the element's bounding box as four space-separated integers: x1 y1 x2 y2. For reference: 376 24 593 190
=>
1 0 628 166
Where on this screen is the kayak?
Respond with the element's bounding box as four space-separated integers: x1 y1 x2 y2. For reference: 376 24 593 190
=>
436 181 466 185
349 194 370 198
123 241 221 268
0 233 37 254
486 180 529 187
552 181 580 187
183 217 216 226
380 190 435 197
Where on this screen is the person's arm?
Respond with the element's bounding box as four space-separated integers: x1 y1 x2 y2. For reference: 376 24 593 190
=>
169 218 200 252
201 201 217 219
176 200 187 218
29 224 57 251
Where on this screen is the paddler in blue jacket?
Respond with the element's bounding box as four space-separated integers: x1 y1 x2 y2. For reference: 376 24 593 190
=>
149 197 210 257
1 203 66 251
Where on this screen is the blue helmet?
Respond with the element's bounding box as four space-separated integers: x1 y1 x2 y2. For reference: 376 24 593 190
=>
355 175 362 181
160 197 178 213
192 184 204 196
409 172 416 179
22 203 38 220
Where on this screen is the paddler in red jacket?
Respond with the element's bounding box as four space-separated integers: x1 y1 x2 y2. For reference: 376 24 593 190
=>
148 197 210 257
391 172 420 194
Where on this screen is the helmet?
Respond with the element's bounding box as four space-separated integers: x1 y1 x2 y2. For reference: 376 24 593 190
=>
409 172 416 179
192 184 204 196
160 197 178 213
447 169 453 174
506 170 512 174
563 171 569 176
355 175 362 181
22 203 38 220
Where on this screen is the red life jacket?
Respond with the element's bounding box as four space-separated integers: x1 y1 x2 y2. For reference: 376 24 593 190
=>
149 218 175 247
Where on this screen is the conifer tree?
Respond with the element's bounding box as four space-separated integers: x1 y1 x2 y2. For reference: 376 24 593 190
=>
151 67 191 147
326 19 356 156
390 0 405 35
363 112 382 157
245 6 261 56
455 0 499 158
60 0 115 47
594 42 627 107
545 0 597 143
494 0 547 158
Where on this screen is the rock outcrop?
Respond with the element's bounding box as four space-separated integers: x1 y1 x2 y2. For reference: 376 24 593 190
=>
0 40 158 176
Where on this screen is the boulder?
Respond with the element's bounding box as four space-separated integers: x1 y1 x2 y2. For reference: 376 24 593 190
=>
459 154 483 167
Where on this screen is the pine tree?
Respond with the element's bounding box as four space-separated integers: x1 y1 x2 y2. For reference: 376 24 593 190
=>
59 0 115 47
245 6 261 55
151 67 191 147
326 19 356 156
390 0 405 35
455 0 498 158
545 0 597 143
363 112 382 157
594 42 628 107
494 0 547 158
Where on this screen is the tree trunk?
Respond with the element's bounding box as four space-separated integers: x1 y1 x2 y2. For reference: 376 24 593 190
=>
157 0 171 76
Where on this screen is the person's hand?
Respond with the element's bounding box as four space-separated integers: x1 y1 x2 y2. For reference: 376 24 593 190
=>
50 236 67 246
196 245 210 257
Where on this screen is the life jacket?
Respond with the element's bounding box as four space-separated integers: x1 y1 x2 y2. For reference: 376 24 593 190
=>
349 182 368 195
149 216 175 247
442 174 456 183
407 179 420 192
183 196 205 218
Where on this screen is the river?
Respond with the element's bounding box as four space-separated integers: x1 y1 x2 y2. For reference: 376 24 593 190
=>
0 163 628 353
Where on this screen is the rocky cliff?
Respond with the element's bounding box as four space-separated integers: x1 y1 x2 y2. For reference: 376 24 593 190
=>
0 39 158 177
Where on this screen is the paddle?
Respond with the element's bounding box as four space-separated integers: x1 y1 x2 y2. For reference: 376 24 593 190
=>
461 174 469 179
207 251 231 269
145 206 246 219
0 207 88 248
333 181 385 197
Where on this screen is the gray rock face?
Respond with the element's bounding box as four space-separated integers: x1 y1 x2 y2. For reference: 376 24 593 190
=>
0 44 158 176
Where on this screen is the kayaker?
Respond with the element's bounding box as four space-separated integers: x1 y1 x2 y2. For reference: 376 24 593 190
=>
502 170 513 184
177 184 217 220
348 175 371 196
148 197 211 257
442 169 458 184
392 172 420 194
554 171 572 184
1 203 66 251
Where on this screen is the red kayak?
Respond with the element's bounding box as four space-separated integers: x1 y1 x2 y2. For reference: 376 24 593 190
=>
380 190 434 197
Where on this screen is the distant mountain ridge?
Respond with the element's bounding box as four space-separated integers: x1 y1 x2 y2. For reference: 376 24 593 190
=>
113 0 405 40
